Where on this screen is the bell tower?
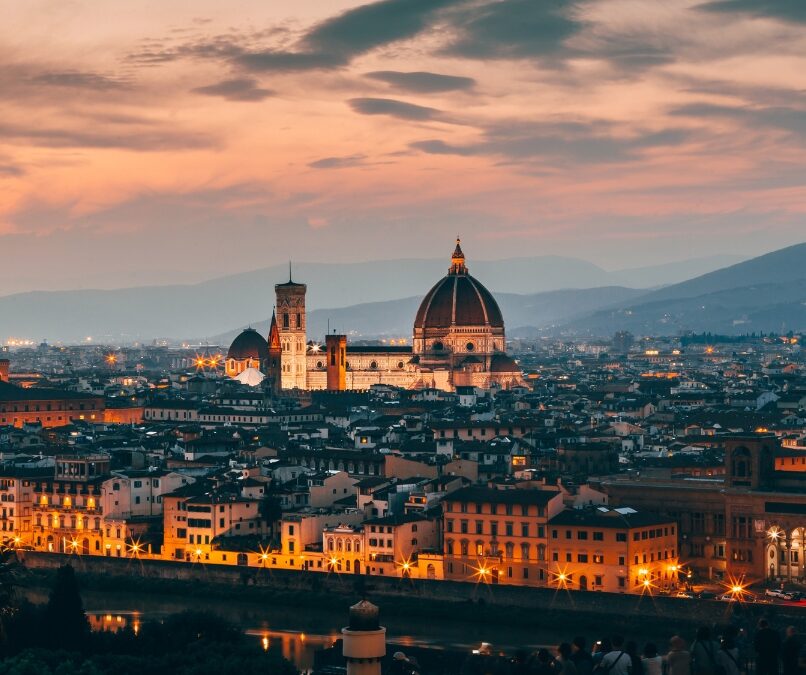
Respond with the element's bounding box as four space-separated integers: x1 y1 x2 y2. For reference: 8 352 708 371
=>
275 266 307 390
265 310 283 395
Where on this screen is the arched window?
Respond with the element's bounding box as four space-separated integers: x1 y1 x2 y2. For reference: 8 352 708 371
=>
328 538 334 552
337 539 343 551
505 542 514 559
432 341 444 351
521 543 531 561
461 540 469 556
537 543 546 561
355 541 361 553
732 447 752 479
412 524 418 532
446 539 454 555
346 540 352 552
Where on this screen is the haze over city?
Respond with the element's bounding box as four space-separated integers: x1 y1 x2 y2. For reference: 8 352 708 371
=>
2 0 806 296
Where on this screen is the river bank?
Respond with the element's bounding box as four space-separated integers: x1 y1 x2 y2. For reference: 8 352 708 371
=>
17 551 806 648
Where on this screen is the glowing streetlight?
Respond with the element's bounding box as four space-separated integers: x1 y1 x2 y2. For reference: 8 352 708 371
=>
768 526 783 541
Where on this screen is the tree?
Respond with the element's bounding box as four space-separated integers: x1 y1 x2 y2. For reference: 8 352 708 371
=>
44 565 90 651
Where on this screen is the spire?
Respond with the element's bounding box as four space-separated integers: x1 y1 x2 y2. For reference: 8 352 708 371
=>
288 260 293 283
268 308 281 349
449 237 467 275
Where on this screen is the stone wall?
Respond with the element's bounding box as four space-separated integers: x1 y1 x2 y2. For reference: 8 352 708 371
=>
19 550 806 631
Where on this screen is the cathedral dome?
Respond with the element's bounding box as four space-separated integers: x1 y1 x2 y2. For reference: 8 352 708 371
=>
227 328 269 362
414 240 504 330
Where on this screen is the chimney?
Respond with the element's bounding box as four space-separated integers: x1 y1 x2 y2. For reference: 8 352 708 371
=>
0 359 9 383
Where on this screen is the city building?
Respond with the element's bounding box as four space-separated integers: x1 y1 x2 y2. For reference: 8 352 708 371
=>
225 240 525 392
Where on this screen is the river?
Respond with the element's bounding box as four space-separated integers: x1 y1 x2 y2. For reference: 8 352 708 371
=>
22 586 675 672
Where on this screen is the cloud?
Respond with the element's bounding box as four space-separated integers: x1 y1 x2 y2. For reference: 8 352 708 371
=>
441 0 580 60
29 71 130 90
364 70 475 93
308 154 368 169
0 163 24 177
224 0 467 72
348 97 444 121
296 0 461 64
697 0 806 23
158 0 467 74
0 120 214 151
411 121 692 165
191 78 275 101
671 102 806 140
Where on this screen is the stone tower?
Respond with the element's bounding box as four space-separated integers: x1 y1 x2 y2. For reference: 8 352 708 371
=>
265 310 283 395
326 334 347 391
275 269 307 390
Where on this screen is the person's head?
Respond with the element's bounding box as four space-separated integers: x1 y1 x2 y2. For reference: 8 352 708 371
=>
669 636 686 652
757 619 769 630
537 649 552 663
696 627 711 642
573 636 587 653
643 643 658 659
612 636 625 650
786 626 797 638
600 638 613 653
393 652 408 662
559 643 573 660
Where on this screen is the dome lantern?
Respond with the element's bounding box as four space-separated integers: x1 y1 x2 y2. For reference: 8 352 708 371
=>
449 237 467 275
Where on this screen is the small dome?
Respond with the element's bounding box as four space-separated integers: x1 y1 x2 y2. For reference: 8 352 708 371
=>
490 353 520 373
227 328 269 362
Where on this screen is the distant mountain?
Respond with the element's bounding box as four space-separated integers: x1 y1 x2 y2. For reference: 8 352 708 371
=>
213 286 648 345
0 252 744 343
608 254 746 288
564 243 806 335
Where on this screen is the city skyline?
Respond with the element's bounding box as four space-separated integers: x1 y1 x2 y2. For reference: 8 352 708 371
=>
2 0 806 294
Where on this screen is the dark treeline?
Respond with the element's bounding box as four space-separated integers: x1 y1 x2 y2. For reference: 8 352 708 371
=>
0 562 297 675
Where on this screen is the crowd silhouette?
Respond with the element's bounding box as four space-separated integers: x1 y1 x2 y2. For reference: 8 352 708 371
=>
457 621 803 675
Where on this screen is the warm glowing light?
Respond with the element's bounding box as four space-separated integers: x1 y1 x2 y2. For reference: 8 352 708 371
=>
195 548 203 557
721 574 751 602
768 526 783 541
262 636 269 651
638 568 649 576
330 557 339 567
705 346 714 354
128 539 143 556
105 354 117 365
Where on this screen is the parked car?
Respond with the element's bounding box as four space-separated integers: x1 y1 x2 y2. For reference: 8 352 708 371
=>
765 588 798 601
675 590 696 599
718 593 757 603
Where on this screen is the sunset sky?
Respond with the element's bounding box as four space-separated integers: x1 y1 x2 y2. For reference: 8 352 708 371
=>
2 0 805 294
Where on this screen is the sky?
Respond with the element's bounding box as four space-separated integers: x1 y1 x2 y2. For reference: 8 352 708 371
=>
1 0 805 294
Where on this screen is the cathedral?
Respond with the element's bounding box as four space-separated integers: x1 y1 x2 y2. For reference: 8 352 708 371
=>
226 240 523 392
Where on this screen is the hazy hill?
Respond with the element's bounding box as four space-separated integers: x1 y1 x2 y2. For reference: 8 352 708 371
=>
214 286 648 344
565 243 806 335
0 252 745 343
